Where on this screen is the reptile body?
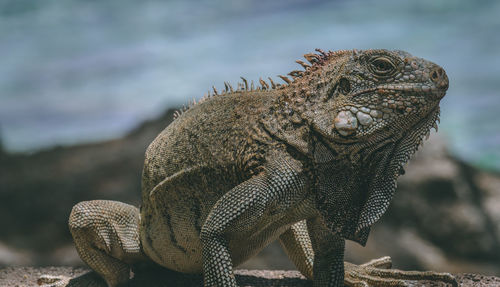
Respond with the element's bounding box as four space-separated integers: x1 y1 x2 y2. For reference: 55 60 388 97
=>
47 49 455 287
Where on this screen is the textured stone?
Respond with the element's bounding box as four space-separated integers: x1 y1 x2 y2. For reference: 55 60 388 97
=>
2 267 499 287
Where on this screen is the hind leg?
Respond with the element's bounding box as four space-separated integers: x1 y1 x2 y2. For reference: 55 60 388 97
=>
68 200 148 286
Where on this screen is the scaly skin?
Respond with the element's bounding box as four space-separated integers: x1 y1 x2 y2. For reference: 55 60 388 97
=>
42 49 455 287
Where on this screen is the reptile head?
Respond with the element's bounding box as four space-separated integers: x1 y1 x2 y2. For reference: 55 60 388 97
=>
288 49 448 244
298 49 448 144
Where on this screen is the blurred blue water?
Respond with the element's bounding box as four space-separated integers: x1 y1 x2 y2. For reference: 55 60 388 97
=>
0 0 499 170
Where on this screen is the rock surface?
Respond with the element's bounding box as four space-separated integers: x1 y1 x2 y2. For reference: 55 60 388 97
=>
1 267 500 287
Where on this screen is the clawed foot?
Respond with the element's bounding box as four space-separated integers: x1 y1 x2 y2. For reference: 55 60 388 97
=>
37 275 71 287
344 257 458 287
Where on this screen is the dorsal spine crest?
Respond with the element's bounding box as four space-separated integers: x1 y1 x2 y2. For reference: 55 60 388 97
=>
172 49 350 120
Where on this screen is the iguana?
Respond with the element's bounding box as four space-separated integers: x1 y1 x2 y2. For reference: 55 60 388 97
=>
41 49 455 287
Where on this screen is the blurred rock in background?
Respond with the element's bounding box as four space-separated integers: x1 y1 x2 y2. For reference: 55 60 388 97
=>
1 109 499 275
0 109 176 266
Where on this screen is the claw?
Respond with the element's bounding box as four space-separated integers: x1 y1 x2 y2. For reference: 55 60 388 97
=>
346 271 408 287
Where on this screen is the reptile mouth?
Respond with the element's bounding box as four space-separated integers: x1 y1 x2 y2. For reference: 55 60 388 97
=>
353 83 447 100
395 105 441 152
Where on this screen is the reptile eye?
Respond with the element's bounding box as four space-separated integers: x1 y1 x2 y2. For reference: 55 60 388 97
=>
338 78 351 94
370 57 396 76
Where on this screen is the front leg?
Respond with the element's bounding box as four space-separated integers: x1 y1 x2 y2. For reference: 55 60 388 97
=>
307 216 345 287
200 152 308 287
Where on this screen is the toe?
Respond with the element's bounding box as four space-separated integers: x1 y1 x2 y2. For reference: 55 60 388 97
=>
37 275 70 287
360 256 392 269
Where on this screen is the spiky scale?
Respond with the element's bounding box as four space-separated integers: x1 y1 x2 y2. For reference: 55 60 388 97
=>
268 77 277 89
304 53 319 64
315 48 327 57
296 60 311 69
173 110 181 119
240 77 248 91
278 75 292 84
259 78 269 90
288 70 304 79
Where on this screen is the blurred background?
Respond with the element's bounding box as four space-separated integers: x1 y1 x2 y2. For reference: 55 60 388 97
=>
1 0 500 277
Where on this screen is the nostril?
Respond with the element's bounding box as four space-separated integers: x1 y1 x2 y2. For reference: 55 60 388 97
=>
430 67 447 84
430 67 449 91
